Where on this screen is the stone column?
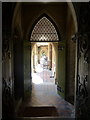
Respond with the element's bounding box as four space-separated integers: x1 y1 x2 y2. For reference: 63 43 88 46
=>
48 43 52 70
38 46 40 64
34 44 38 71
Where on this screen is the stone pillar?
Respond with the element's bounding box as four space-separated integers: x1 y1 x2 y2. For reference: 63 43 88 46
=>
38 46 40 64
34 44 38 71
48 43 52 70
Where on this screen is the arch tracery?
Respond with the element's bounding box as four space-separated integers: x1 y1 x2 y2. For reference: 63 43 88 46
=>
30 16 59 42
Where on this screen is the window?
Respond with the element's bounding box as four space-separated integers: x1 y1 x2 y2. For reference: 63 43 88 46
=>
30 17 59 42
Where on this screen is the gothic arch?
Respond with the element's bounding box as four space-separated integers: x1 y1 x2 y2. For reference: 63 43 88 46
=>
29 13 61 42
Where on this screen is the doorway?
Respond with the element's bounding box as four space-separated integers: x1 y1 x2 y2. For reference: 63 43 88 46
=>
30 14 59 87
31 42 57 85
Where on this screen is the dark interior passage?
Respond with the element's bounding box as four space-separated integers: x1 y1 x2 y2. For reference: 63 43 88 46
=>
2 2 90 120
17 84 75 118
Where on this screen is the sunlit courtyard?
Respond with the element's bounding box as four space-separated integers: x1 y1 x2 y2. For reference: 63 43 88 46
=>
32 64 55 84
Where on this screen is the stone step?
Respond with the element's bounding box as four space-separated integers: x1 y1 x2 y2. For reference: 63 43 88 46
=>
16 116 73 120
17 106 59 117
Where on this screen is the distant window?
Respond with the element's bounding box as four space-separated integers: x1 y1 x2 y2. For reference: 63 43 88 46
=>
30 17 59 42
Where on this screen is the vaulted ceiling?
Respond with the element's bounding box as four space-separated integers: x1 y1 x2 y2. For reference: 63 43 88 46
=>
12 3 69 40
4 2 76 41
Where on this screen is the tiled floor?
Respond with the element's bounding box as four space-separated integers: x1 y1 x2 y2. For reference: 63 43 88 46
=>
18 83 75 118
32 64 55 84
17 64 75 118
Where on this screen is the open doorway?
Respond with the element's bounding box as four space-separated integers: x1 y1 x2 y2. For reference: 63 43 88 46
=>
10 2 78 118
30 15 59 86
31 42 57 85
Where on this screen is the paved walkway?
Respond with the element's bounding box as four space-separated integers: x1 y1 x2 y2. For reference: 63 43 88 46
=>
32 64 55 84
18 83 75 118
17 64 75 118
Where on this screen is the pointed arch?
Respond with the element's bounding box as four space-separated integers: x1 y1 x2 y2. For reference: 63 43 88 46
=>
29 13 60 42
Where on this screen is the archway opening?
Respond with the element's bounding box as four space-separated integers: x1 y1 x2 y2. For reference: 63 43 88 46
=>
10 2 78 118
31 42 57 85
30 15 59 86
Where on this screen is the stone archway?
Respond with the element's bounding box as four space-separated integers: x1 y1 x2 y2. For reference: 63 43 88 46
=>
12 2 78 99
30 14 60 85
12 0 78 109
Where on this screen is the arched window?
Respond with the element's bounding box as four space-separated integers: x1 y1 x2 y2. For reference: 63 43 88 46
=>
30 17 59 42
